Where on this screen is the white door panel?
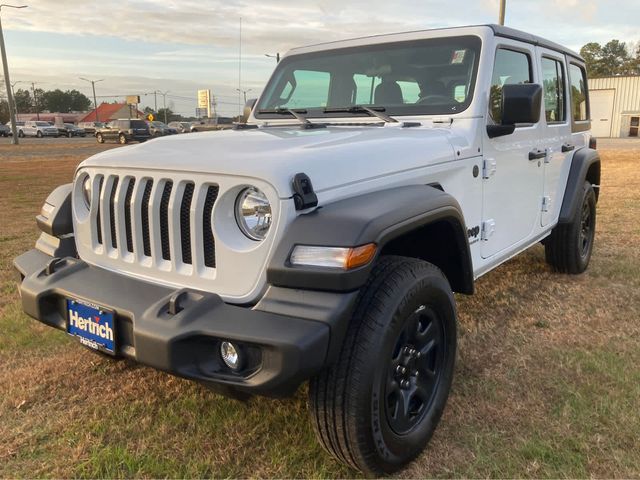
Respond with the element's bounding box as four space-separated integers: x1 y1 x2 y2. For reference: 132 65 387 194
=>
481 41 544 259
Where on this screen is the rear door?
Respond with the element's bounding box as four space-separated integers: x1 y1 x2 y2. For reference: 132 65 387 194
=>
536 48 572 227
481 41 545 259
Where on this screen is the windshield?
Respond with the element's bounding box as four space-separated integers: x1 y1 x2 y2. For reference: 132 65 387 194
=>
35 122 51 126
256 35 481 119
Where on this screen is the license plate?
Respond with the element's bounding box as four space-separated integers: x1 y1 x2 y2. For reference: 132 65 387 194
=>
66 299 115 354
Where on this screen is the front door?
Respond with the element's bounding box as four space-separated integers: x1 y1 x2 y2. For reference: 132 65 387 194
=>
481 41 545 259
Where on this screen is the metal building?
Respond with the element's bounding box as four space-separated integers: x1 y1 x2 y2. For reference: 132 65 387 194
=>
588 76 640 138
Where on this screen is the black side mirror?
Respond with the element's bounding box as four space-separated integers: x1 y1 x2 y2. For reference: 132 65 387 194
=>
487 83 542 138
242 98 257 123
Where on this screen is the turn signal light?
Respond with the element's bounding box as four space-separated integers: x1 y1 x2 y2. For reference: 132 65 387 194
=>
290 243 377 270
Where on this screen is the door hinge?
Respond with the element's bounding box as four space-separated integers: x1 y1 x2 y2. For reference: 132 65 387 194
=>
482 158 497 179
541 196 551 212
481 219 496 241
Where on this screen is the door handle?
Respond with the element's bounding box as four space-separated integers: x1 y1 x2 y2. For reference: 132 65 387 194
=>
529 149 546 160
561 143 575 152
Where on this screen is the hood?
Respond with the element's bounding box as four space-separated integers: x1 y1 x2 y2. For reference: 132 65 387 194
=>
79 124 456 198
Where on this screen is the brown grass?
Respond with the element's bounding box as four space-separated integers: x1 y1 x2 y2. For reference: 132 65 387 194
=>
1 140 639 478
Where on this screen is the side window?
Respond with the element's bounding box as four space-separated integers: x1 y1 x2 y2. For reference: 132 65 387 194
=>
569 63 589 122
354 74 381 105
489 48 532 123
541 57 566 123
397 81 420 104
280 70 331 109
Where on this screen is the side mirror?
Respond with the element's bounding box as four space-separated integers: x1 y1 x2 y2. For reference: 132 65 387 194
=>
487 83 542 138
242 98 257 123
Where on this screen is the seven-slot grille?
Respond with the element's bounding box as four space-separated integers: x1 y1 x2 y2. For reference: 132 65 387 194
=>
90 173 219 270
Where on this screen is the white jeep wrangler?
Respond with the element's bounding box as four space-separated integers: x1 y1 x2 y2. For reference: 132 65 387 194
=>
15 24 600 475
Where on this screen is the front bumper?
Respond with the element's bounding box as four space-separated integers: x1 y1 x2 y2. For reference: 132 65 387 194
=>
14 249 339 396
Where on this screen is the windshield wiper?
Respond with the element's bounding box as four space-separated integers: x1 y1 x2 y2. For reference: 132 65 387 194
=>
323 105 398 123
257 108 326 129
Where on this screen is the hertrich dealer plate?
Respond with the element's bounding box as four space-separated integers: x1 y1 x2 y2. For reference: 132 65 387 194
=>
66 299 115 354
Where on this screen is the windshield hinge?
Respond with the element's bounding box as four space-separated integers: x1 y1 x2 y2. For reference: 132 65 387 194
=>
292 173 318 210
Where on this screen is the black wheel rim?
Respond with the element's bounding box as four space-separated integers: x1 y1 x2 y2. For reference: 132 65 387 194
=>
579 200 594 259
385 305 446 435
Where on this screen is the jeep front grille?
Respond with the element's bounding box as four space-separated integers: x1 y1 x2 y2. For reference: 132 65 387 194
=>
89 173 218 269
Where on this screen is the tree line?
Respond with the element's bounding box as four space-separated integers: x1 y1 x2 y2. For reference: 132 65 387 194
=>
0 86 92 123
580 39 640 77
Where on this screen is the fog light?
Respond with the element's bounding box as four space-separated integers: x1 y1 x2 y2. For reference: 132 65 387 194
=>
220 341 242 371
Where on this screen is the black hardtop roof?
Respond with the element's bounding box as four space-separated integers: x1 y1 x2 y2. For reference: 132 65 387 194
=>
290 24 584 63
489 24 584 62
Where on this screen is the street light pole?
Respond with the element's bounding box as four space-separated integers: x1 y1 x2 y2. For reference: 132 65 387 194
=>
79 77 104 122
10 79 22 115
0 3 28 145
264 53 280 63
499 0 506 25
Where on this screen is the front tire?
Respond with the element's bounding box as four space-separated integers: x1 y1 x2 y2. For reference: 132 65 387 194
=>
118 133 127 144
309 256 457 476
545 181 596 273
36 131 43 138
96 133 104 144
18 130 24 138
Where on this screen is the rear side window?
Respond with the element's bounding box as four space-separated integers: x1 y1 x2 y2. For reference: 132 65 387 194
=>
541 57 566 123
569 64 589 122
489 48 532 123
130 120 147 129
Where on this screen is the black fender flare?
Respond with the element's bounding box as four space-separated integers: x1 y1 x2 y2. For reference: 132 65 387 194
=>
267 185 474 294
558 147 601 224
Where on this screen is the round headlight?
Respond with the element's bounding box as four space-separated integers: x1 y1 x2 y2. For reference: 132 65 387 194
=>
82 176 92 209
235 187 272 241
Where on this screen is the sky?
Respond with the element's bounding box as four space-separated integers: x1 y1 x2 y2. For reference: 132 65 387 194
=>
1 0 638 117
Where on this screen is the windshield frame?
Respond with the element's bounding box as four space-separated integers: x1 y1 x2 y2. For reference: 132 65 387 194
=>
255 35 482 120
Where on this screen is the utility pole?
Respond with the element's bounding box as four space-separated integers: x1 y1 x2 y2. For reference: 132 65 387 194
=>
31 81 40 120
0 3 28 144
79 77 104 122
499 0 506 25
236 88 252 104
154 90 157 112
157 90 169 123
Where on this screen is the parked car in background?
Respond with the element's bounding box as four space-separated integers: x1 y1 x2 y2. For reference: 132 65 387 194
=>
5 121 25 136
168 121 195 133
0 124 10 137
56 123 87 138
95 119 151 144
189 121 221 132
147 121 178 137
78 122 105 134
20 120 59 138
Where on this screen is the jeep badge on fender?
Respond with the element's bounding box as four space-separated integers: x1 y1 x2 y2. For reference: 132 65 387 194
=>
14 24 599 476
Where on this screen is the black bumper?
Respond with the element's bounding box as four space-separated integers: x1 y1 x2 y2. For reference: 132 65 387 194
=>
13 249 353 396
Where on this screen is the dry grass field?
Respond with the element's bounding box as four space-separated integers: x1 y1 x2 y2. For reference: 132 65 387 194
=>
1 138 639 478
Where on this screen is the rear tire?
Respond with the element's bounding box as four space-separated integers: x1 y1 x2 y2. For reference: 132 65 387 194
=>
96 133 104 144
18 130 24 138
309 256 457 476
545 180 596 274
36 131 43 138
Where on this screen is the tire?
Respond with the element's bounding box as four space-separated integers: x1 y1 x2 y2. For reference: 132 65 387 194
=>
545 180 596 274
118 133 127 144
309 256 457 476
96 133 104 144
36 131 43 138
18 130 24 138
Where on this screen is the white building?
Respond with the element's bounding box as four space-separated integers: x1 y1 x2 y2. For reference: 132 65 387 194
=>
588 76 640 138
